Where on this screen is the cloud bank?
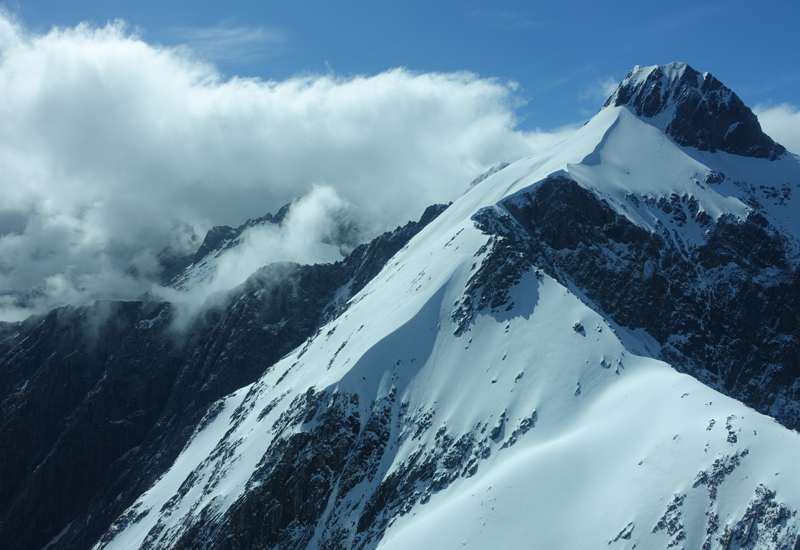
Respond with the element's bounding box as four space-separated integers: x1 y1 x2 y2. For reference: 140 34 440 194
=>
0 13 574 321
754 103 800 155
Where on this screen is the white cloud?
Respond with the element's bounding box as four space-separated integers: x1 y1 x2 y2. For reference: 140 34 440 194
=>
186 185 346 298
0 12 574 321
158 184 351 328
171 22 287 62
754 103 800 155
579 76 620 104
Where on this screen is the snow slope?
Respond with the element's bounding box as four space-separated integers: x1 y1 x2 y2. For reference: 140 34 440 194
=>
482 105 800 246
96 98 800 549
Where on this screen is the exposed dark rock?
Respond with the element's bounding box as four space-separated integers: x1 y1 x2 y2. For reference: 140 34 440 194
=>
605 63 786 160
192 204 297 266
177 200 372 284
0 301 182 550
500 411 537 449
0 204 449 550
652 493 686 547
693 449 749 500
462 175 800 430
166 390 364 550
116 385 500 550
716 485 797 550
609 522 634 544
193 225 241 264
155 246 196 286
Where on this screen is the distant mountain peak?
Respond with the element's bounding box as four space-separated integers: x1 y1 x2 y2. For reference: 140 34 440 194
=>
604 62 786 160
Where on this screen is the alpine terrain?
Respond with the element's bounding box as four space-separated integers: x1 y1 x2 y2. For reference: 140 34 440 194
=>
2 62 800 550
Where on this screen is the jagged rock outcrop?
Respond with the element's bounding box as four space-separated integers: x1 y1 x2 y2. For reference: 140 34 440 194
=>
189 204 293 267
460 175 800 429
166 201 363 290
605 62 786 160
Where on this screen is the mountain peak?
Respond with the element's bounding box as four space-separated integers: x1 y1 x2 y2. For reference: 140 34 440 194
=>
603 62 786 160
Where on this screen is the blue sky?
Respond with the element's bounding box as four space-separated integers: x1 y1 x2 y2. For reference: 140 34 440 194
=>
9 0 800 130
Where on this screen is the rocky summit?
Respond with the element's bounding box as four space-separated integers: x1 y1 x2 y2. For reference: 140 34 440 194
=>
605 62 787 160
2 63 800 550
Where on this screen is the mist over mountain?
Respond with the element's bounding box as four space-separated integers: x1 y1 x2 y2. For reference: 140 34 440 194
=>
2 61 800 550
0 12 583 323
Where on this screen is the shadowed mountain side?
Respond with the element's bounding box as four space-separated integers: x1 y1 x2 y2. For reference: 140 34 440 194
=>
0 205 448 550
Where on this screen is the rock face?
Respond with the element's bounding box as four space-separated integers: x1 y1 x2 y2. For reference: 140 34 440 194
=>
604 62 786 160
0 205 448 550
165 201 362 290
465 174 800 429
188 203 293 268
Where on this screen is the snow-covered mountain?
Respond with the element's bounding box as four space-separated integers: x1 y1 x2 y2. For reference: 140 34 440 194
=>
2 62 800 550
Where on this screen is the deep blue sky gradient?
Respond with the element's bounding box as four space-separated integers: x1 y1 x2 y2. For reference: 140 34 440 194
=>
7 0 800 130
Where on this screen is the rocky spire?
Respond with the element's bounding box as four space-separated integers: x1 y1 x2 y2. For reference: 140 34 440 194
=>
604 62 786 160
